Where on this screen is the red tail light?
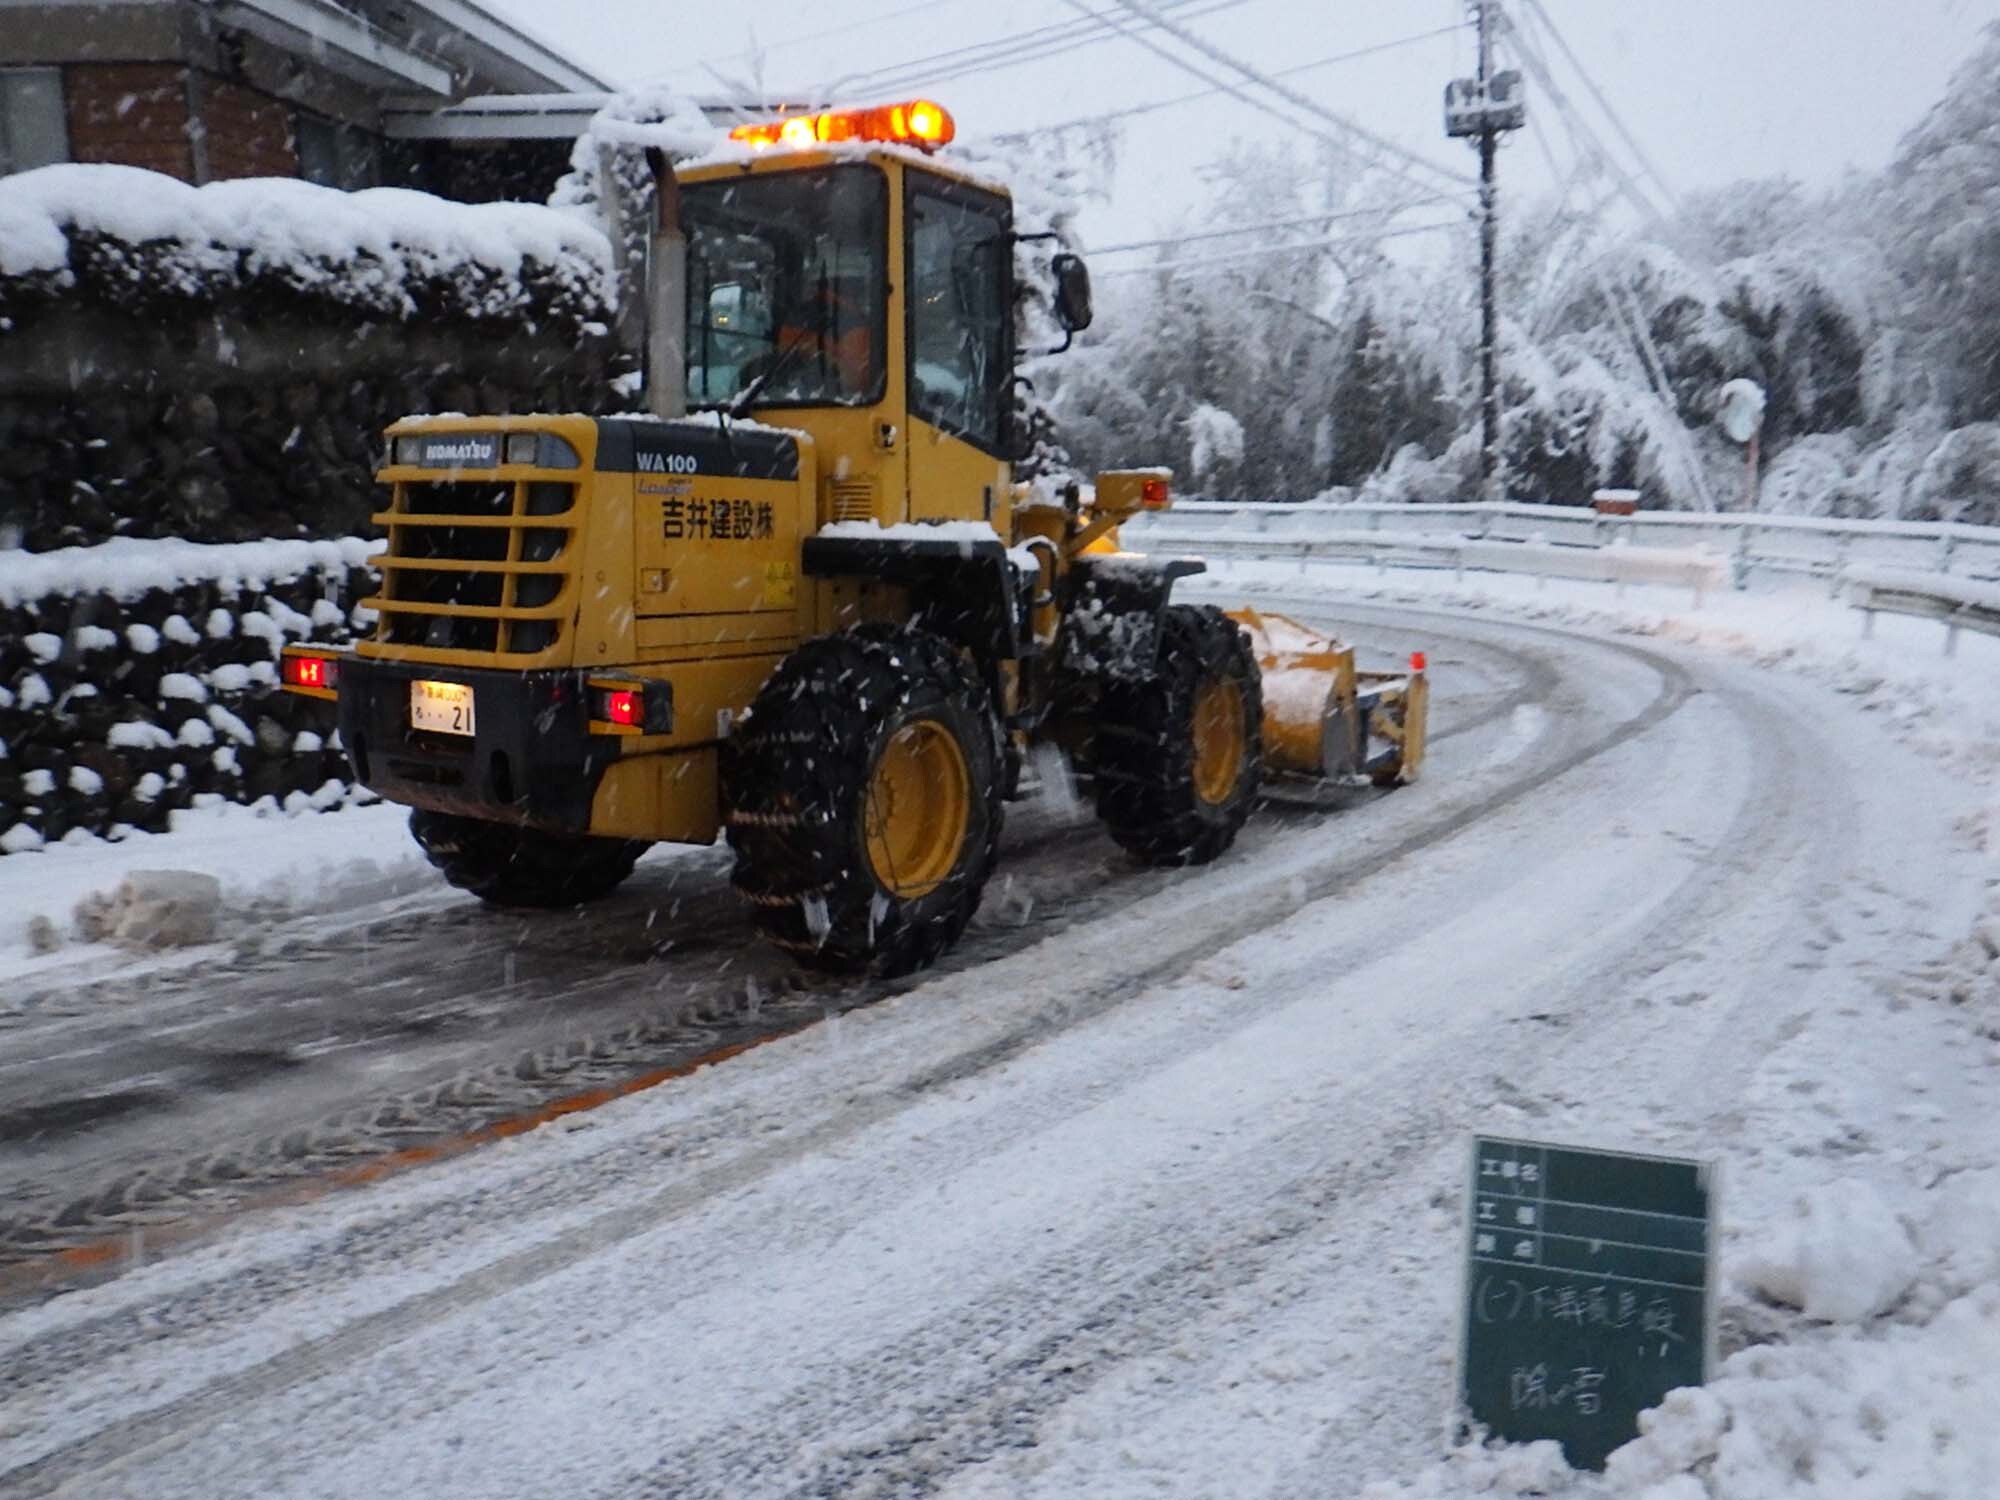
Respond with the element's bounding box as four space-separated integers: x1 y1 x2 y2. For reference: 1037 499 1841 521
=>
605 689 641 727
283 653 337 690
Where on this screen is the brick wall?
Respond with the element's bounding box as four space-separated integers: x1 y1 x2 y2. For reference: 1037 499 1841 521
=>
64 63 194 181
198 75 299 180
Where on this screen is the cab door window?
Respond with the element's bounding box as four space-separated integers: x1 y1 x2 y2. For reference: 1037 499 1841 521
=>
906 177 1010 453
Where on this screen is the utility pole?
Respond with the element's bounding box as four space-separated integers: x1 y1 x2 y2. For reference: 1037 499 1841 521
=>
1476 0 1498 499
1445 3 1524 501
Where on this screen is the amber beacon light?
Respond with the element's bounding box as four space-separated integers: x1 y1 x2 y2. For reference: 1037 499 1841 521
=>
730 99 956 152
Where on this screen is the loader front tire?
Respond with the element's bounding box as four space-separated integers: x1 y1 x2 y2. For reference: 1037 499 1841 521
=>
408 809 648 908
723 626 1004 977
1094 604 1262 866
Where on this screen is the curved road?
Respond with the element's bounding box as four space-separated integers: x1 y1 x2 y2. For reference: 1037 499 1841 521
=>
0 597 1983 1498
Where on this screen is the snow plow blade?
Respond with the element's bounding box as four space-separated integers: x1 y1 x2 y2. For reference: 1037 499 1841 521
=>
1225 606 1428 786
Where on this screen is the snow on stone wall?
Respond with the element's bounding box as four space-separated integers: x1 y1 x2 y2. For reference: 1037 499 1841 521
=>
0 165 629 551
0 539 373 852
0 164 616 327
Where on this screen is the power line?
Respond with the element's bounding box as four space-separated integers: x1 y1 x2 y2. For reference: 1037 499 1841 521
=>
1097 216 1467 275
666 0 972 80
1520 110 1717 511
996 21 1470 139
1047 0 1461 213
1088 194 1467 255
827 0 1248 99
1497 8 1668 228
1519 0 1676 210
1105 0 1474 193
1050 0 1312 163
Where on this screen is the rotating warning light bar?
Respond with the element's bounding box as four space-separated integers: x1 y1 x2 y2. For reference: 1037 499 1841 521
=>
729 99 955 153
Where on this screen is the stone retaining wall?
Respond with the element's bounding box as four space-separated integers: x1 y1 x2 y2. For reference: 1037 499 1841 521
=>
0 544 372 851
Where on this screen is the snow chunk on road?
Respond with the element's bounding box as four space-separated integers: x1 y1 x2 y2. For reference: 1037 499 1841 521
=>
1736 1178 1918 1323
73 869 221 949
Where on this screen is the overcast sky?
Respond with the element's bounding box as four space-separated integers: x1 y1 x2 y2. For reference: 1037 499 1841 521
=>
490 0 2000 248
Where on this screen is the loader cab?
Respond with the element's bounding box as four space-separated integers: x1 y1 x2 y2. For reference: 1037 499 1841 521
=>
678 140 1015 530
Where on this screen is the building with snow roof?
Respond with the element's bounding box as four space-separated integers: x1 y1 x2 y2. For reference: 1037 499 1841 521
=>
0 0 608 202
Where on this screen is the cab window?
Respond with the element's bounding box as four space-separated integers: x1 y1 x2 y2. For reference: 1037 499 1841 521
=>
683 165 887 407
906 175 1011 453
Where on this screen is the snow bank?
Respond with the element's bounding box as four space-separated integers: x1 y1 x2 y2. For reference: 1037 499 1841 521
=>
0 797 425 982
1604 1285 2000 1497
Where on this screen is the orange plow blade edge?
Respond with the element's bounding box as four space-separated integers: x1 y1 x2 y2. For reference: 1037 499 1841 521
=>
1225 606 1428 787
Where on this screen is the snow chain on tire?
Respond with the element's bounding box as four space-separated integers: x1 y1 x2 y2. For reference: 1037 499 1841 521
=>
1093 603 1263 865
722 625 1005 976
407 809 649 908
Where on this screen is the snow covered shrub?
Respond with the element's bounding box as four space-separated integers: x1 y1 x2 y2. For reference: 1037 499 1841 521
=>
1185 403 1245 494
1908 422 2000 526
1757 431 1863 516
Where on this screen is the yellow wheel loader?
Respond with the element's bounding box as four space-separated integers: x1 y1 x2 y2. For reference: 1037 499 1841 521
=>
282 100 1428 975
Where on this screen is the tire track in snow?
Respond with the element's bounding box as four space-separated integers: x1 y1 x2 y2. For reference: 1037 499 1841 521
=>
0 613 1691 1499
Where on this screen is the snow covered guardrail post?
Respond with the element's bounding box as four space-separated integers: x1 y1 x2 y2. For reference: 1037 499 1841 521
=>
1844 567 2000 656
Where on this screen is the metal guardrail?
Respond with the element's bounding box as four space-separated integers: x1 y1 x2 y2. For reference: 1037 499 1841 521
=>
1128 502 2000 644
1844 568 2000 656
1124 500 2000 590
1149 526 1725 603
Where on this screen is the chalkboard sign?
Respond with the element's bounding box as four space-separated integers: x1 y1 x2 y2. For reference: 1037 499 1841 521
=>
1458 1135 1716 1470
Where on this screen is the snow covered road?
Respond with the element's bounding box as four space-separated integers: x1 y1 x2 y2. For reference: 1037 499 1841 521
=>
1 588 1995 1498
0 612 1536 1271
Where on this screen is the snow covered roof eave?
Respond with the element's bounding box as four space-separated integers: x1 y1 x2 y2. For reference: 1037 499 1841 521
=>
383 0 609 95
206 0 608 104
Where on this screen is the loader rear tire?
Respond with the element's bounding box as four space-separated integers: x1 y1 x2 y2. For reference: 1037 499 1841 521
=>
408 809 648 909
1094 604 1262 866
722 626 1004 977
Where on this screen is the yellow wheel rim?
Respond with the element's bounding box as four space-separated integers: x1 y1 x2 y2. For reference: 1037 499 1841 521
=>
863 719 972 899
1191 677 1246 805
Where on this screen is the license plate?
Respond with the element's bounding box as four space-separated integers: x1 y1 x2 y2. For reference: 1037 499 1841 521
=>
411 679 475 736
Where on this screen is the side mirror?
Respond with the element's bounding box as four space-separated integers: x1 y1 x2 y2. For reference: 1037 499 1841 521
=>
1052 252 1093 334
